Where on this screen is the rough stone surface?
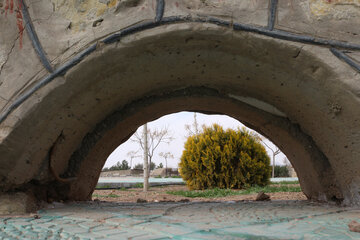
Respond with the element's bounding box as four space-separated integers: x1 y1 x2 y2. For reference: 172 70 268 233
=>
0 2 44 103
277 0 360 44
0 0 360 213
28 0 156 65
164 0 269 26
0 192 38 215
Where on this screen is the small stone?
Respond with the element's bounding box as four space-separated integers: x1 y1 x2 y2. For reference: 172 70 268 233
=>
136 198 147 203
256 192 270 201
349 220 360 233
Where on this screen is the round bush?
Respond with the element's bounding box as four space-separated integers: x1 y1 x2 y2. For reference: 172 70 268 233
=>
179 124 271 190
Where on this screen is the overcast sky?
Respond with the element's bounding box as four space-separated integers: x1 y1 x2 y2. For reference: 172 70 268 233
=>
104 112 288 168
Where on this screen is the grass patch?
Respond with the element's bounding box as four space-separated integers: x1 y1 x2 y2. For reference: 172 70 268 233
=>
93 193 120 198
133 183 143 188
166 185 301 198
270 181 299 185
95 184 112 189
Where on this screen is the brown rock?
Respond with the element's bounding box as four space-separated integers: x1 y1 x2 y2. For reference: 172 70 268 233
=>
136 198 147 203
348 220 360 233
256 192 270 201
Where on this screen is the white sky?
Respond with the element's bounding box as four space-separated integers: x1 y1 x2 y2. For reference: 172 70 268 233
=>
104 112 288 169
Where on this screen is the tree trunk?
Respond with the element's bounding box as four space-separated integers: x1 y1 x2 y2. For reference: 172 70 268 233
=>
148 159 151 175
143 124 149 191
272 152 275 178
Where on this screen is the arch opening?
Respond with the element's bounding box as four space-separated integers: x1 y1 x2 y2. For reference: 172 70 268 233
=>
60 88 338 203
96 111 301 203
103 111 290 174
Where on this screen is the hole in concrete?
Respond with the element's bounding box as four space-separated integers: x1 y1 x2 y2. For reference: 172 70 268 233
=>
92 18 104 27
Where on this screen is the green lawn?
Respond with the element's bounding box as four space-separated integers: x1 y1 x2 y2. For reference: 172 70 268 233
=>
92 193 120 198
166 185 301 198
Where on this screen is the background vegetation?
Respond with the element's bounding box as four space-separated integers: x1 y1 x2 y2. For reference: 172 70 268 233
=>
274 165 290 177
179 124 271 190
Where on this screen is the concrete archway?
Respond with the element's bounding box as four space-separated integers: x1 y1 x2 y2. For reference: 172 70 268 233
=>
0 0 360 213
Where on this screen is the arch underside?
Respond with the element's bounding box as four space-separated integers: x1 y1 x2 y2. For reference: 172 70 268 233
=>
0 23 359 208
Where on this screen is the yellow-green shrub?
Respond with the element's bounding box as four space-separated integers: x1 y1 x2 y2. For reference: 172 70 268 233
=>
179 124 271 190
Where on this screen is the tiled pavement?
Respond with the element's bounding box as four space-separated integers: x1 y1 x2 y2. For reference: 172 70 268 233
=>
0 200 359 239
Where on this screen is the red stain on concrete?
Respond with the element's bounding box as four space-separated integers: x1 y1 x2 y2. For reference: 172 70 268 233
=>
10 0 14 14
16 0 23 49
5 0 9 16
1 0 24 49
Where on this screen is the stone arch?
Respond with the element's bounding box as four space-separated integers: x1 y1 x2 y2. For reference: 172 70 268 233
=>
1 1 360 212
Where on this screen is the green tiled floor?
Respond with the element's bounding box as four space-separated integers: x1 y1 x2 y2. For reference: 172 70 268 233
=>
1 201 359 239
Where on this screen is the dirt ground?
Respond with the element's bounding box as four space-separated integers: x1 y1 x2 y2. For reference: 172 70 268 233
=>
92 185 307 203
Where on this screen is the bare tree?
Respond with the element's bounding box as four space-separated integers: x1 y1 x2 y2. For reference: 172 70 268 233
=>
185 112 201 137
260 139 281 178
159 152 174 176
126 150 141 169
131 125 174 175
143 124 149 191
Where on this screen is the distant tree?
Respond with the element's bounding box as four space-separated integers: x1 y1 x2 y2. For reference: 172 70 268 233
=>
120 160 130 170
259 138 281 178
109 160 130 171
127 150 141 169
131 126 173 174
150 162 156 170
185 112 202 137
274 165 290 177
159 152 174 176
133 163 143 170
102 167 110 172
133 162 155 170
157 163 164 169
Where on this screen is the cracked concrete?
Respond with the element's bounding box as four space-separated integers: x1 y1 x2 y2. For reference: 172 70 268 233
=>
0 35 18 78
0 201 359 239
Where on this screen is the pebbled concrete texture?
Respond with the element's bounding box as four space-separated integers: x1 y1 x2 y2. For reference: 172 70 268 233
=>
277 0 360 44
0 0 360 212
0 201 359 239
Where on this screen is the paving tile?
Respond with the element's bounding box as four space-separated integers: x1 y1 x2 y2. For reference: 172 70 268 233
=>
0 201 359 239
